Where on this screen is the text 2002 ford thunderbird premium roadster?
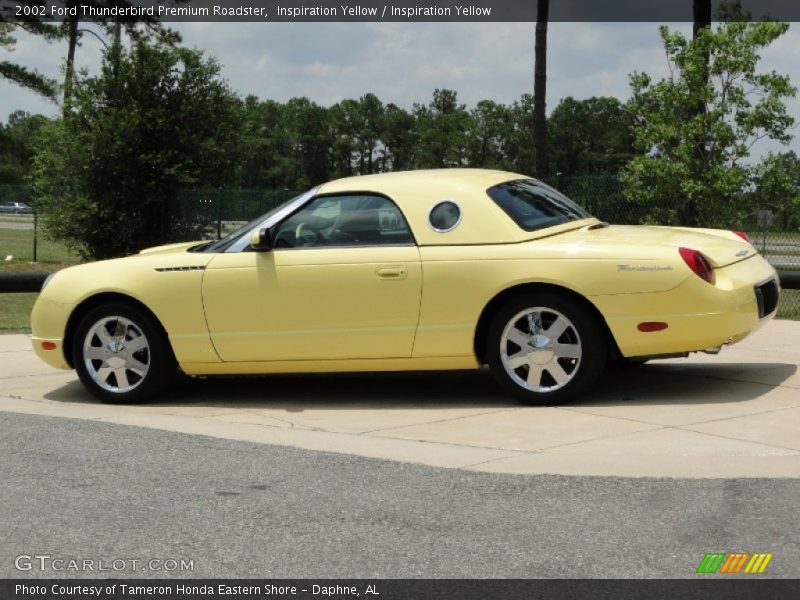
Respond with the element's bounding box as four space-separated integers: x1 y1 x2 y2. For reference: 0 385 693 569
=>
32 169 779 404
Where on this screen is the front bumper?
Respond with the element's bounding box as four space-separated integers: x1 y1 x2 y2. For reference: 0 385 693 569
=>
30 295 74 370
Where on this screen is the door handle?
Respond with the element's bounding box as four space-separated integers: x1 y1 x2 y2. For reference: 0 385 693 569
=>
376 266 407 280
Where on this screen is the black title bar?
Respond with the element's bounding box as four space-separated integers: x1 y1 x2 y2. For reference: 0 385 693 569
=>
3 0 800 23
3 579 800 600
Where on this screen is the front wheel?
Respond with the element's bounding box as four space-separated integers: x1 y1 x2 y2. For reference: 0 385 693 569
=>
486 293 607 405
72 302 176 404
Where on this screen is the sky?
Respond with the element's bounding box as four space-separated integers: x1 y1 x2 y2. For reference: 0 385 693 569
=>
3 21 800 158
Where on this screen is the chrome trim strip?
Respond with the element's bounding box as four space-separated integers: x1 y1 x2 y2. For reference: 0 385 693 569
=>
154 266 206 272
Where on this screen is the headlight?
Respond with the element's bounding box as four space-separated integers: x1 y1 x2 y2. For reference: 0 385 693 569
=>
40 272 57 292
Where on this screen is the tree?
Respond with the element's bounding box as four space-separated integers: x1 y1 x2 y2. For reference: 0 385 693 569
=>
380 103 416 171
328 94 385 176
283 97 333 187
329 99 360 177
0 110 50 183
622 19 795 226
0 21 59 98
751 152 800 231
691 0 712 183
467 100 513 169
533 0 549 178
548 97 634 175
33 40 241 259
59 1 182 109
236 96 295 188
356 93 384 174
504 94 535 175
414 89 470 168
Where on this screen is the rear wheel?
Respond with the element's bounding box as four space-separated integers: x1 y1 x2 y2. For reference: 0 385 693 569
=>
72 302 176 404
486 293 607 405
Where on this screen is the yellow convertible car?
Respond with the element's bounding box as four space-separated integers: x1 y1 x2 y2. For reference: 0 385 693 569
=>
31 169 779 404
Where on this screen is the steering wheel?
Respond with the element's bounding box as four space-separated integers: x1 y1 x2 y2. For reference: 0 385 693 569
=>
295 223 323 246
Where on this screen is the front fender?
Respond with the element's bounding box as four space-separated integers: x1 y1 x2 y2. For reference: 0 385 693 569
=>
35 253 220 365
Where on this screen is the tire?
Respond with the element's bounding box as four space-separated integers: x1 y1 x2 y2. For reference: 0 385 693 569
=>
486 292 607 405
72 302 176 404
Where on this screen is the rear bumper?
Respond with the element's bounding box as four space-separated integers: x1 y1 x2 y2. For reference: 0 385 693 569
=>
593 255 779 358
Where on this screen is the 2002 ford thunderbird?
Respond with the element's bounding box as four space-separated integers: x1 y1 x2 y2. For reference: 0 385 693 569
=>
32 169 780 404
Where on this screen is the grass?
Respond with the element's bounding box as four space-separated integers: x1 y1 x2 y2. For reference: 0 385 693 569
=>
0 228 79 266
0 228 78 333
0 293 38 333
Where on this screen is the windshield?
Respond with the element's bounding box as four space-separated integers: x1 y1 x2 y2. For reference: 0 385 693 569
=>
198 188 316 252
486 179 591 232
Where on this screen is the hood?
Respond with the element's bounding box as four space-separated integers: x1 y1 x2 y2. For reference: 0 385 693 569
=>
554 224 756 267
138 241 206 255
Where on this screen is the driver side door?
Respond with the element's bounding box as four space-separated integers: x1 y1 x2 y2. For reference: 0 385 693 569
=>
202 194 422 362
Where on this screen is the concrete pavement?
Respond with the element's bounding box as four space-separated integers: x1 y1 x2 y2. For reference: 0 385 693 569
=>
1 320 799 478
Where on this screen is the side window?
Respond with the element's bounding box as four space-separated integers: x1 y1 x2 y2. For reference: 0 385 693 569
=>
273 194 414 248
429 200 462 232
487 179 590 232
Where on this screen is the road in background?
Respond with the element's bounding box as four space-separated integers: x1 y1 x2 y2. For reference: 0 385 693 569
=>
0 219 33 230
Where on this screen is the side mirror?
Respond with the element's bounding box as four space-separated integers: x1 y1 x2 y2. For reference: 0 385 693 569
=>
250 227 272 251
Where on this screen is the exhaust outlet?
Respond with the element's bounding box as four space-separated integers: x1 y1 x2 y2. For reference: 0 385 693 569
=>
701 339 731 355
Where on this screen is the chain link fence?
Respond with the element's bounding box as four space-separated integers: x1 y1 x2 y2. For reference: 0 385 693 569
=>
172 187 304 239
543 173 800 273
2 177 798 318
543 173 800 319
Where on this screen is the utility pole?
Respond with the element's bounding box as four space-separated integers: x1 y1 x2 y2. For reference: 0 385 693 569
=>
533 0 549 178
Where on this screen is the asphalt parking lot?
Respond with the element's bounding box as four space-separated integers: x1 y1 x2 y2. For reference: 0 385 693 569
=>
1 411 798 578
1 320 799 578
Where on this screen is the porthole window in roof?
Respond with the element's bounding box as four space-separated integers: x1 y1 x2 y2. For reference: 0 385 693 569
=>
429 201 462 232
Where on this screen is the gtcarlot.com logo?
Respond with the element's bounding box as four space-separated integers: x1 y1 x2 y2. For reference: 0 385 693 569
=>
14 554 194 573
696 552 773 574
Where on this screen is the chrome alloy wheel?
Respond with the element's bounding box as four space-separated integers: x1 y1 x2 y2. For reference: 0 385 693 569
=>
499 307 582 393
83 316 150 393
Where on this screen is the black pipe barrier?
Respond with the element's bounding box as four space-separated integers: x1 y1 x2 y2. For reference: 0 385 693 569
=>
0 273 49 293
0 270 799 295
779 269 800 290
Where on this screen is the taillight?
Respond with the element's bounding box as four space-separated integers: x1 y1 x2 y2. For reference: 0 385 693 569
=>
732 231 751 243
679 247 715 284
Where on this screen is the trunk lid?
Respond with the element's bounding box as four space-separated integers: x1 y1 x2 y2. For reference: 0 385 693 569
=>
569 225 756 267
